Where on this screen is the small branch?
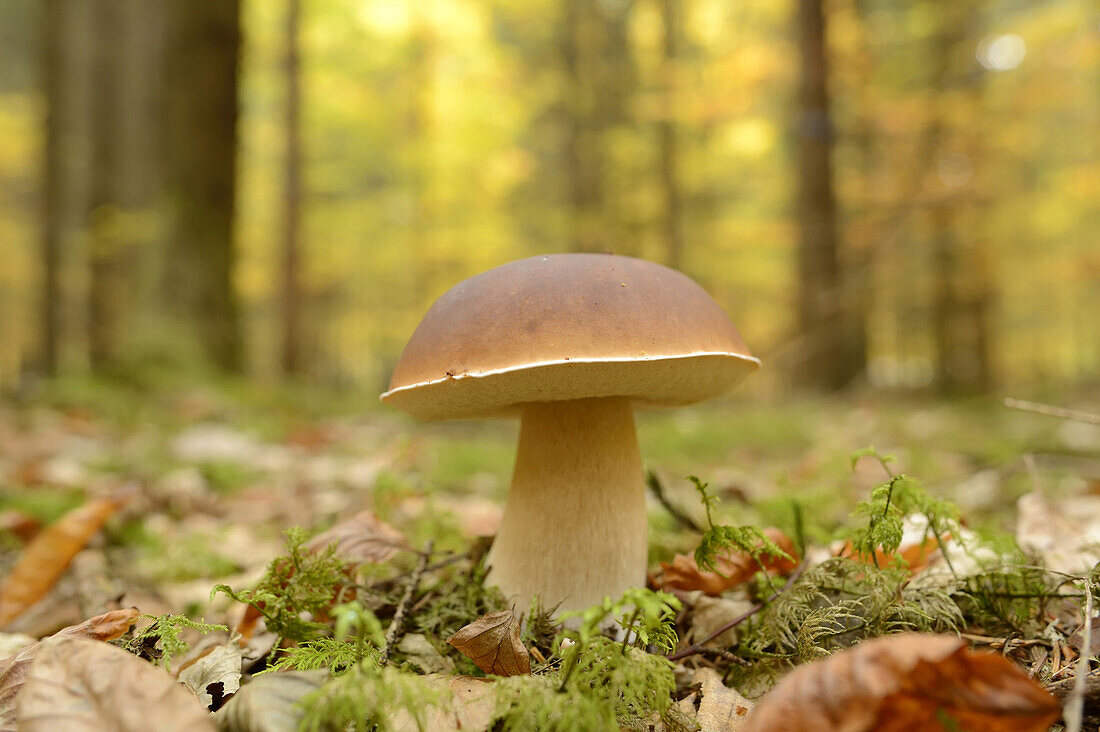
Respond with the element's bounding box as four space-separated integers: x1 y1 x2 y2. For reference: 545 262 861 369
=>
365 552 463 592
1064 581 1094 732
667 562 806 662
647 470 704 533
380 539 432 665
1004 398 1100 425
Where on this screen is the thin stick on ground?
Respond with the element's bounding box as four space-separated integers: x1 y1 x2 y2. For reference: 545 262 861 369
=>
1064 579 1094 732
381 539 433 665
1004 398 1100 425
667 562 806 662
646 470 705 534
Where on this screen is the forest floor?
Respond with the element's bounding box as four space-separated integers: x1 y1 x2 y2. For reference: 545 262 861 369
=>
1 377 1099 730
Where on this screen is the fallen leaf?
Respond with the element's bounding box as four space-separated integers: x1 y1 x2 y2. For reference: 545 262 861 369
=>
448 611 530 677
0 510 40 543
744 633 1061 732
0 608 140 732
0 495 129 627
658 528 798 595
305 510 408 565
1016 491 1100 574
177 641 244 710
397 633 456 674
677 667 753 731
215 671 328 732
838 514 952 573
684 595 756 649
16 636 215 731
0 635 35 661
390 675 498 732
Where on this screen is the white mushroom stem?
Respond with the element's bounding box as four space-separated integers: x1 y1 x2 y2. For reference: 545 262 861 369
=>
486 396 648 615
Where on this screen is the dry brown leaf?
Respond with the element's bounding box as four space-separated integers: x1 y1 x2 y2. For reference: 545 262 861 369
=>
16 636 215 731
447 610 530 677
658 528 799 596
677 667 753 732
744 633 1062 732
177 641 244 710
215 671 328 732
0 510 40 543
0 495 129 627
0 608 140 732
838 534 946 573
305 510 408 565
389 675 497 732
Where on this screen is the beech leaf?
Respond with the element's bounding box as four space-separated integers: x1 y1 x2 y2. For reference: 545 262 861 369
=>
16 636 215 731
215 670 327 732
447 610 530 677
389 675 498 732
744 633 1061 732
659 528 798 596
0 608 140 732
0 495 130 627
305 510 408 566
177 641 244 710
678 667 753 732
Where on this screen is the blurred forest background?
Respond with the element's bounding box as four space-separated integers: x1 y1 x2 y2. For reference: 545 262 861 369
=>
0 0 1096 399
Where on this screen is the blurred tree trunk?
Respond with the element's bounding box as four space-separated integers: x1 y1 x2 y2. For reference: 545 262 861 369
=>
281 0 304 377
84 0 163 374
658 0 684 271
162 0 244 372
39 0 66 376
407 9 437 301
927 0 994 394
561 0 634 254
87 0 126 371
793 0 863 389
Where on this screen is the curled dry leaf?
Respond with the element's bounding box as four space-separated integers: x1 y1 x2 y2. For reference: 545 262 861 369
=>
17 636 214 732
677 667 753 732
447 610 531 677
215 670 327 732
0 608 140 732
658 528 798 596
0 495 129 627
177 641 244 710
744 633 1061 732
305 510 408 566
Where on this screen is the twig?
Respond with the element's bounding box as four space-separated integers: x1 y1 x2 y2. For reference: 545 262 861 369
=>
1004 398 1100 425
646 470 704 534
666 562 806 662
380 539 432 665
365 552 463 592
1064 580 1094 732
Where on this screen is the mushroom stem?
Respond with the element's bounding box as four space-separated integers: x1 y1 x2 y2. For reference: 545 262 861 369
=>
486 396 648 615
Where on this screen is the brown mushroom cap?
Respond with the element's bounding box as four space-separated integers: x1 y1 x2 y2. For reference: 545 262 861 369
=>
381 253 759 421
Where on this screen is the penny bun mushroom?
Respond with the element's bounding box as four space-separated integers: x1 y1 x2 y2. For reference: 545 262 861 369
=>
382 253 758 614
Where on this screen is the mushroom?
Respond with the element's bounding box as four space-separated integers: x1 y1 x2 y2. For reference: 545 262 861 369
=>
381 254 758 614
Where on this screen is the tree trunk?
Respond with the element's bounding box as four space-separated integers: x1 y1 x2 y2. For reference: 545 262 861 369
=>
162 0 244 372
927 0 994 394
39 0 65 376
87 0 126 371
793 0 862 389
561 0 634 255
658 0 684 271
280 0 304 377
